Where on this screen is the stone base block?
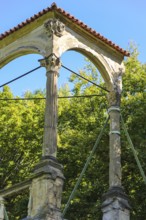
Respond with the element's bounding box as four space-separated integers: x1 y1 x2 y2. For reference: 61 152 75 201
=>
102 186 131 220
26 157 65 220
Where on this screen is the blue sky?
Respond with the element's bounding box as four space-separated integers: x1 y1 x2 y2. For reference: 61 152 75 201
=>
0 0 146 96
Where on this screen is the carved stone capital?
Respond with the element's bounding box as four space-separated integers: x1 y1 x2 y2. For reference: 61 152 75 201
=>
39 54 61 73
107 68 124 106
44 18 65 37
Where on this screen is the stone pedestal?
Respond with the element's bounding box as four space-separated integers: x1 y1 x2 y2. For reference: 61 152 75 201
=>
102 186 131 220
27 157 65 220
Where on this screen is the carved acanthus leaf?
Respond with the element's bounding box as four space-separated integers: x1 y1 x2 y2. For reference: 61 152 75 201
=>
44 18 65 37
39 54 61 72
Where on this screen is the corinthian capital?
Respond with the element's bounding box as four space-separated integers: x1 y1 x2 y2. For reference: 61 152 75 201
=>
44 18 65 37
39 53 61 73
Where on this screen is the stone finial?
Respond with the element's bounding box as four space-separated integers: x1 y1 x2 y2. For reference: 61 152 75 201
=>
51 2 57 9
44 18 65 37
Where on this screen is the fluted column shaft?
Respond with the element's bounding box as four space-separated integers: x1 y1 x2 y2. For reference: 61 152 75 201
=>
39 54 61 157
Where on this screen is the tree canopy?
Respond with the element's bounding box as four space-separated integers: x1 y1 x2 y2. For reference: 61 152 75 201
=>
0 47 146 219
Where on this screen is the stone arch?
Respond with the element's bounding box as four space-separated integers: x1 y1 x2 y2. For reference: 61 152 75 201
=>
54 28 124 91
0 37 46 69
0 53 44 93
60 46 113 89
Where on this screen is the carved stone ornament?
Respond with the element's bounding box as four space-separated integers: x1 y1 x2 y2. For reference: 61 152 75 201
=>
107 68 124 106
39 53 61 72
44 18 65 37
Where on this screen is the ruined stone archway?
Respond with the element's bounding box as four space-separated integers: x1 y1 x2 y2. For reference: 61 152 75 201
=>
0 3 130 220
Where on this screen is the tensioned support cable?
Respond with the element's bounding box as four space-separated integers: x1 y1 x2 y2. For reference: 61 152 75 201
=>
0 94 105 101
61 64 110 93
0 64 109 93
62 115 109 217
0 66 41 88
121 113 146 184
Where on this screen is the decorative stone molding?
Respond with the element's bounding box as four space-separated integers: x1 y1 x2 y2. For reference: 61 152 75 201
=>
0 4 129 219
44 18 65 37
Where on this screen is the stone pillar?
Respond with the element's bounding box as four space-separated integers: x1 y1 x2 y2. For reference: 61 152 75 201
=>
40 54 61 158
27 54 65 220
108 105 121 187
102 69 131 220
0 197 5 220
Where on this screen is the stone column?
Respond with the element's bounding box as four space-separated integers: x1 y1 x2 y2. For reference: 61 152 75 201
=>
27 54 64 220
0 197 5 220
108 105 121 187
40 54 61 158
102 69 131 220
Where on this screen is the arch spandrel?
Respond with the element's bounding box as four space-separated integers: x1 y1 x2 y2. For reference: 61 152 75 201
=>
0 26 53 68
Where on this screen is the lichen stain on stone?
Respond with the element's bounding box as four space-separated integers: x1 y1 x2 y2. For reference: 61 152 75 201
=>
111 121 117 129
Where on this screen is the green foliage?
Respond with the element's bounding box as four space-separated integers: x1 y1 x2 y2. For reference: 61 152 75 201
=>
58 65 109 219
0 87 45 218
121 47 146 219
0 49 146 219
